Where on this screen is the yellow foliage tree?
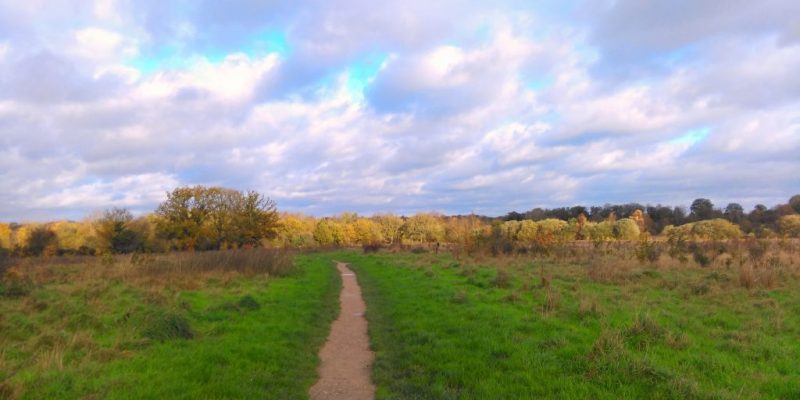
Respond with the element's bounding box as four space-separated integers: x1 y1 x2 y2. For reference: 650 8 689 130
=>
0 223 11 249
353 218 383 244
373 214 403 245
402 213 445 244
278 213 317 247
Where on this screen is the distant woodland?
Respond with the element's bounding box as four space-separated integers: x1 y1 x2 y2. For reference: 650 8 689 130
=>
1 187 799 257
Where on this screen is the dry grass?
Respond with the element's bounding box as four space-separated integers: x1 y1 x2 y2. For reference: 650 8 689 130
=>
8 248 293 291
541 287 561 315
578 296 603 318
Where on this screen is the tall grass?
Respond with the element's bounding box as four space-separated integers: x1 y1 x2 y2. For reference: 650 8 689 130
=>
2 248 294 293
0 252 339 399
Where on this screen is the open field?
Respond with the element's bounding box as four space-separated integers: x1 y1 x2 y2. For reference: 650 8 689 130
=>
3 242 800 399
333 244 800 399
0 251 340 399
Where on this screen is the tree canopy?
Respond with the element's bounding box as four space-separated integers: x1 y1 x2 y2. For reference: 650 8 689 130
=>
155 186 279 250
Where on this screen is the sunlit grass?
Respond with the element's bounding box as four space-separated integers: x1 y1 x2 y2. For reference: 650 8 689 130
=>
336 250 800 399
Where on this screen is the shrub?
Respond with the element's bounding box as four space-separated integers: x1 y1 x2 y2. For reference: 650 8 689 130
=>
667 219 742 241
142 311 194 341
613 218 640 240
635 237 661 264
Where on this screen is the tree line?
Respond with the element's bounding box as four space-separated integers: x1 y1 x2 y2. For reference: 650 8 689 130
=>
502 196 800 237
1 189 799 257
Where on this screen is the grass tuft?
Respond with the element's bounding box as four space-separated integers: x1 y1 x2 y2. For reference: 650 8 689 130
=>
141 311 194 342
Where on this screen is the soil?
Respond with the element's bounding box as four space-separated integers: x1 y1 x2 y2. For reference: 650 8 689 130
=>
309 262 375 400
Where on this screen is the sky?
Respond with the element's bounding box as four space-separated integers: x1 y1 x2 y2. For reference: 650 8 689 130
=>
1 0 799 221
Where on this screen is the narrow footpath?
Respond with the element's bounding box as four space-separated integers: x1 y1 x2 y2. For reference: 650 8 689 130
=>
309 262 375 400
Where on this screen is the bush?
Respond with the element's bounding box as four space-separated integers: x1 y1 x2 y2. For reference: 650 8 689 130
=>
778 215 800 237
25 226 58 256
613 219 640 240
142 311 194 341
635 237 661 264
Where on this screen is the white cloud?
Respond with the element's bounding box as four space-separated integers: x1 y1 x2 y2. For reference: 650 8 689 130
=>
0 1 798 221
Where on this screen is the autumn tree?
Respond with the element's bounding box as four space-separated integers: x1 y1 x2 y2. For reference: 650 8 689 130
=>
0 223 11 249
630 209 646 234
353 218 383 244
401 213 445 244
25 226 58 256
277 213 316 247
155 186 278 250
313 219 339 246
373 214 403 245
95 208 144 253
779 215 800 237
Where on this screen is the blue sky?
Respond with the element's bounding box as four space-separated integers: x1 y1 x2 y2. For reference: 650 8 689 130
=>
0 0 799 221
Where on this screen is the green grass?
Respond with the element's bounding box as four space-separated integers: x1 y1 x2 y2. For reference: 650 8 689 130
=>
335 250 800 399
0 254 340 399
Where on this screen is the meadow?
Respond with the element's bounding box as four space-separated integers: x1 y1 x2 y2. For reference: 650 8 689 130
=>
335 240 800 399
2 240 800 399
0 250 340 399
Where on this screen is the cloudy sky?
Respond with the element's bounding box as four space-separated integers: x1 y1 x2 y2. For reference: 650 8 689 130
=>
1 0 798 221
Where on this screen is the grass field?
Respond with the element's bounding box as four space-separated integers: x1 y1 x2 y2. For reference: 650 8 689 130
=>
0 252 340 399
3 247 800 399
335 249 800 399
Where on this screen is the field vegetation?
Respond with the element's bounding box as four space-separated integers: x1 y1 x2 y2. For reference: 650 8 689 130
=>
0 251 339 399
333 237 800 399
3 188 800 399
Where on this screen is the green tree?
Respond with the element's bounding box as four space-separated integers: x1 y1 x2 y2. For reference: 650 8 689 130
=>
790 194 800 214
97 208 143 254
690 198 715 221
724 203 745 224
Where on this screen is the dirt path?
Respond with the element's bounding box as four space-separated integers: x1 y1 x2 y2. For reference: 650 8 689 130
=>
309 262 375 400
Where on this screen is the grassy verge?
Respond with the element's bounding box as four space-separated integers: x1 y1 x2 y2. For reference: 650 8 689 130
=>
0 252 340 399
337 250 800 399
